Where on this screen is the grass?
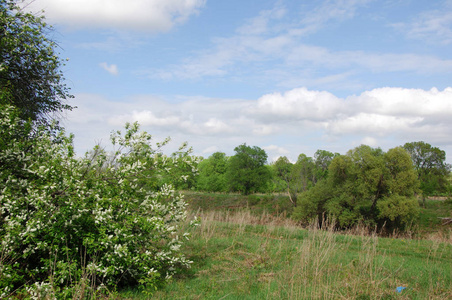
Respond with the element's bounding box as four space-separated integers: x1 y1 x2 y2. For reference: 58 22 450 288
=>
121 208 452 299
183 192 295 218
417 198 452 238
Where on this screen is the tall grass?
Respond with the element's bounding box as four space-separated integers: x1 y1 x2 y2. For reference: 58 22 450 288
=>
129 208 452 299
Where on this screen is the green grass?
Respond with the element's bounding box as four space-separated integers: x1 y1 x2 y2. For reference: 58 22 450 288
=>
183 192 295 217
418 198 452 226
121 209 452 299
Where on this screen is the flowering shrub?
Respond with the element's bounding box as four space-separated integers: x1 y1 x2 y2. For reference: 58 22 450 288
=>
0 104 199 298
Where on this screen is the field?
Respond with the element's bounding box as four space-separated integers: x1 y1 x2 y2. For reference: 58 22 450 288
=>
120 193 452 299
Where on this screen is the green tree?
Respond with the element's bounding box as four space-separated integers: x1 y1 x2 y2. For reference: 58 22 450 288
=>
293 153 316 191
0 0 73 123
0 107 198 297
403 141 451 196
272 151 338 207
196 152 229 192
294 145 419 230
227 144 271 195
313 149 339 182
272 156 299 205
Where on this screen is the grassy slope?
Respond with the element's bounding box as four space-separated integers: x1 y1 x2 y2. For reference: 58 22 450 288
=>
121 193 452 299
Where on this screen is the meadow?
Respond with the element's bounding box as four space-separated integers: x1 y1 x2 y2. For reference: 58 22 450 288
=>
121 195 452 299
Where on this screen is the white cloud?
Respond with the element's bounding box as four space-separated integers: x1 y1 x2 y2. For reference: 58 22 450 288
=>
350 87 452 116
393 1 452 44
298 0 372 35
144 1 452 87
236 6 286 36
110 110 180 127
99 62 119 75
324 87 452 138
145 1 373 80
64 86 452 162
22 0 206 32
263 145 289 154
250 87 342 122
326 113 423 136
202 146 220 154
286 45 452 74
360 137 378 147
203 118 233 134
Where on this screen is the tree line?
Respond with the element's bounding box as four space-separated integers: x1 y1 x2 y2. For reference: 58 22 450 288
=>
191 142 451 230
193 142 450 196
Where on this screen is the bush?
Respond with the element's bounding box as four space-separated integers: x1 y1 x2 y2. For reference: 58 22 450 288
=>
0 105 198 298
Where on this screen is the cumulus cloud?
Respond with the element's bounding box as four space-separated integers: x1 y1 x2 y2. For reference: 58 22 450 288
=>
202 146 220 154
247 86 452 147
263 145 290 160
203 118 234 134
350 87 452 116
22 0 206 32
99 62 119 75
65 86 452 163
249 87 343 122
324 87 452 139
326 113 424 136
110 110 180 127
360 137 378 147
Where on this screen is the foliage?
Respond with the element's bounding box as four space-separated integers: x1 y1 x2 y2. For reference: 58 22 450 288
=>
272 155 312 206
272 156 295 197
313 149 339 182
0 105 197 298
291 179 331 223
226 144 271 195
294 145 420 230
195 152 228 192
160 143 200 191
272 150 338 207
403 141 451 196
0 0 73 123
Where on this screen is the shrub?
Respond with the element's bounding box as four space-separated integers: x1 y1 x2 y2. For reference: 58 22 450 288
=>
0 104 198 298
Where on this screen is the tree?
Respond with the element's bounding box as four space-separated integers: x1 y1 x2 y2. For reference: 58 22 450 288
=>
294 145 419 230
196 152 229 192
313 149 338 182
227 144 271 195
272 151 338 207
272 156 299 205
0 0 73 123
293 153 316 191
0 107 198 298
403 141 451 196
164 143 200 190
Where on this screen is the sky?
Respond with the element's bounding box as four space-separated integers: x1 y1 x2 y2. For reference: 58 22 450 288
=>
23 0 452 163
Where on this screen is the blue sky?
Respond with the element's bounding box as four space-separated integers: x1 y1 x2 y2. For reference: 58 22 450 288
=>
24 0 452 162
